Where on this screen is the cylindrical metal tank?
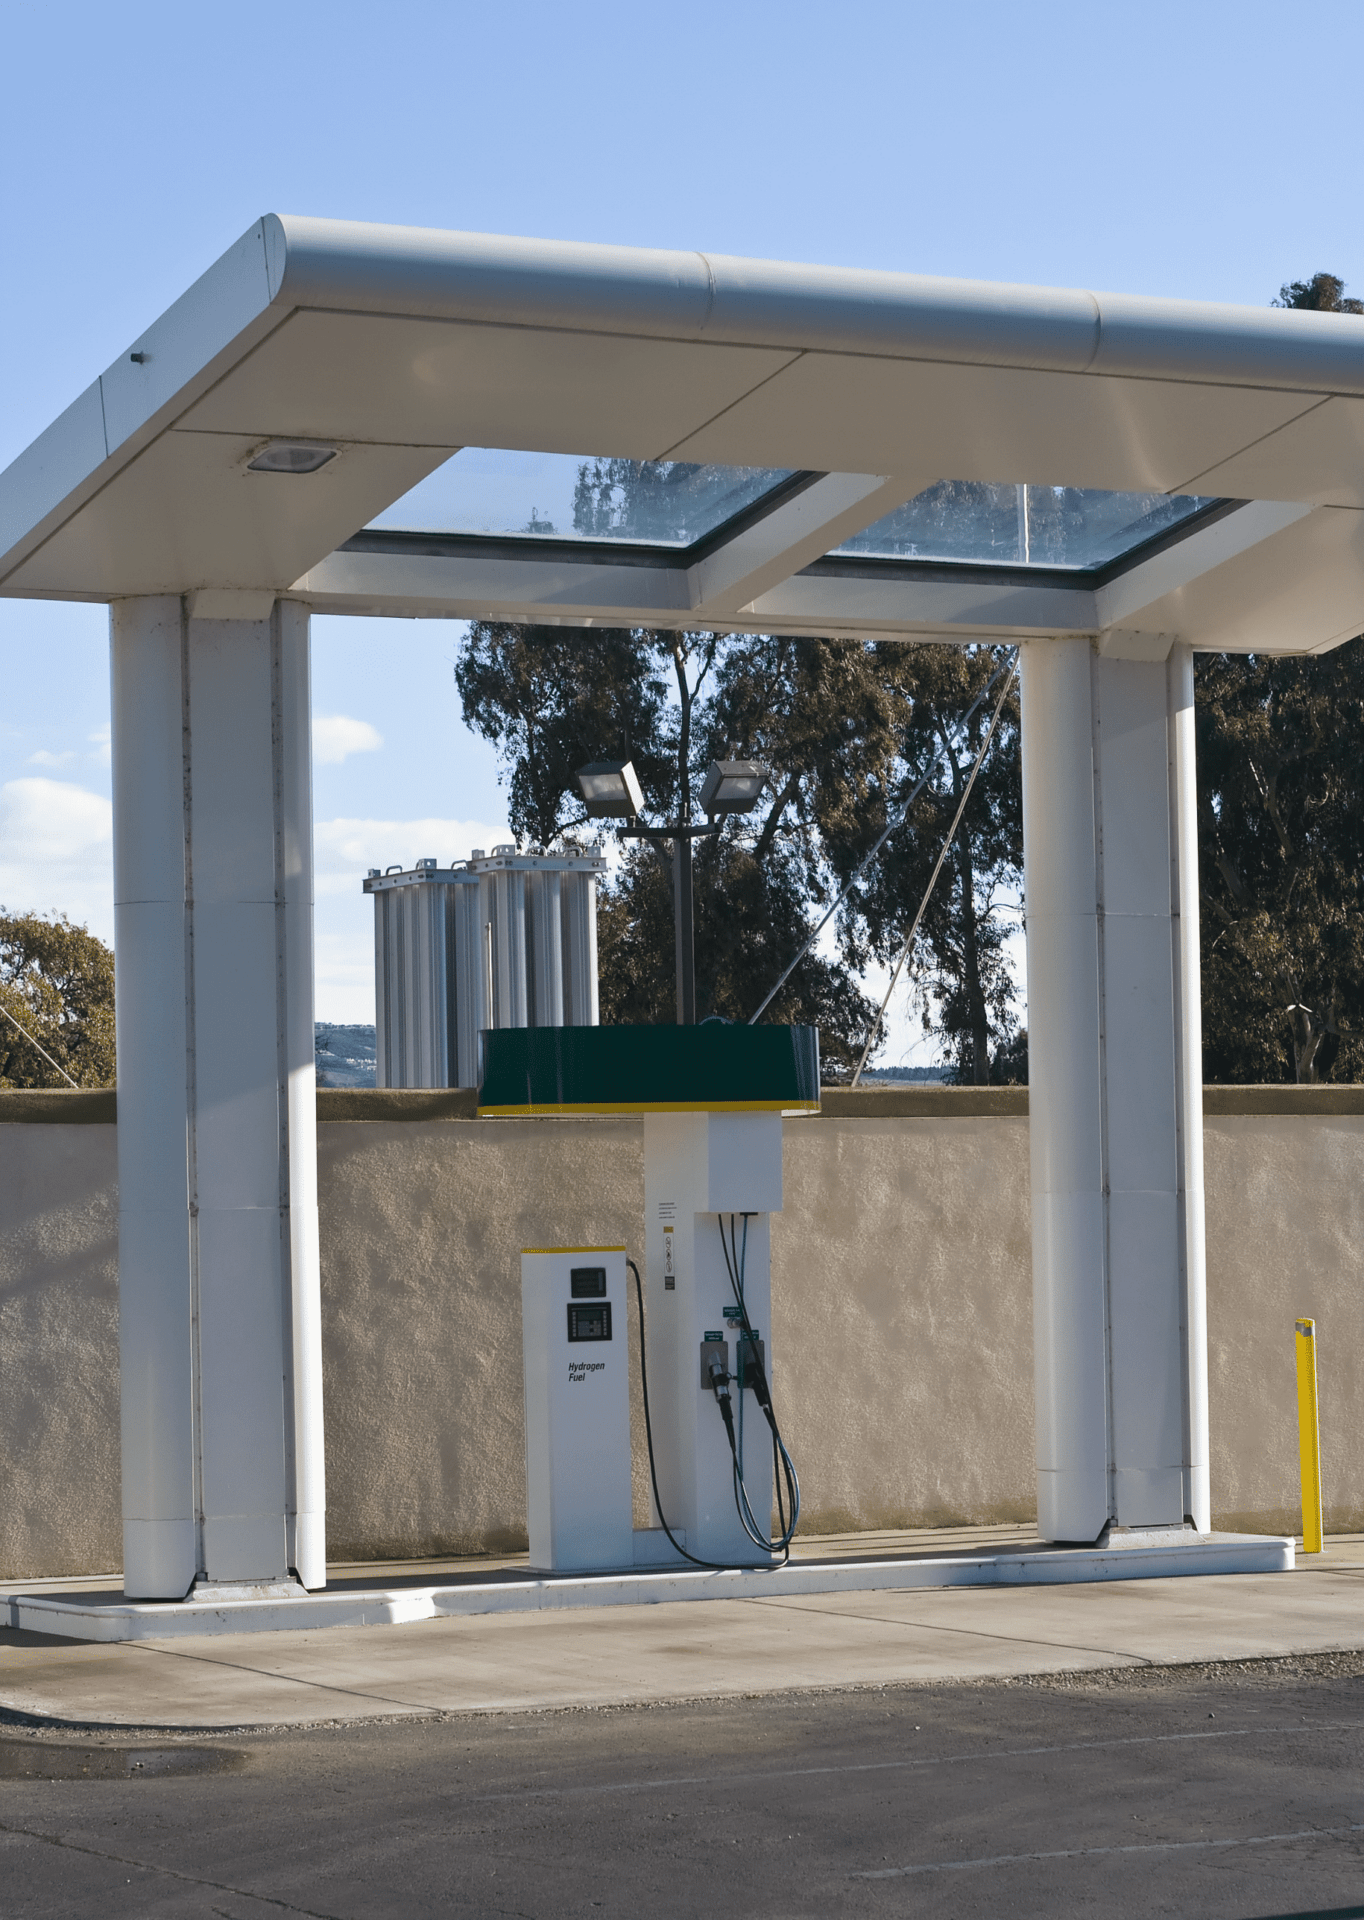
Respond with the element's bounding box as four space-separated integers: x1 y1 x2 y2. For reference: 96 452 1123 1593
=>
526 868 564 1028
367 858 476 1088
364 842 607 1088
560 865 600 1027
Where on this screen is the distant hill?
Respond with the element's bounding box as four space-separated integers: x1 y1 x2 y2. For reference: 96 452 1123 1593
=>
315 1024 377 1088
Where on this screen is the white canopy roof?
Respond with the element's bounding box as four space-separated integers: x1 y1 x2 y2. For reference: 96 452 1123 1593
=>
4 214 1364 655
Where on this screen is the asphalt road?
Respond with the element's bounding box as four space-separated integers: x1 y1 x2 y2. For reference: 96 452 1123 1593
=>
2 1654 1363 1918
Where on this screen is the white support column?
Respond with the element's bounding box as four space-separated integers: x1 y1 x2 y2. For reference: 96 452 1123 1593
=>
111 596 325 1598
1021 639 1108 1542
1170 644 1211 1532
1021 637 1209 1542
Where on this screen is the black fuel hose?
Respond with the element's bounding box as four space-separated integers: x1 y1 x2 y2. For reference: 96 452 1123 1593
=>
716 1214 801 1554
628 1257 779 1575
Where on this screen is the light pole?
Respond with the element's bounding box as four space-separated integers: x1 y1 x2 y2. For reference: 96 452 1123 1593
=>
575 758 768 1025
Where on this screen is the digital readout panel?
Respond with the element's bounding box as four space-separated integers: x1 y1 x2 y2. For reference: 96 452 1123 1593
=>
567 1302 612 1342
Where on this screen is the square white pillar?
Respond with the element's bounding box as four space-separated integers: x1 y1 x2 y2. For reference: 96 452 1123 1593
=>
1022 638 1209 1542
111 596 325 1597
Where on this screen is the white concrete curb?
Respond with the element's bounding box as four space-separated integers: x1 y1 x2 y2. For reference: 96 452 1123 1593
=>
3 1532 1293 1644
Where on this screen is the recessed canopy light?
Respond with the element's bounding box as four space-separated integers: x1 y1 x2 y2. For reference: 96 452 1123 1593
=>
247 441 339 475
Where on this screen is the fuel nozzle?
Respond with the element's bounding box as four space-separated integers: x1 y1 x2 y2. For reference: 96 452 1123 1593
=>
700 1337 738 1448
709 1360 737 1450
699 1337 730 1395
747 1361 776 1427
735 1330 777 1432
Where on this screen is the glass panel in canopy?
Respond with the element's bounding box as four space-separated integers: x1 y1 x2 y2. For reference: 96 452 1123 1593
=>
366 448 795 546
833 482 1219 570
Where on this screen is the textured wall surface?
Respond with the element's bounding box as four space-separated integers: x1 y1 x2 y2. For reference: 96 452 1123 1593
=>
316 1110 1036 1560
2 1098 1360 1578
0 1124 122 1578
1205 1115 1364 1535
315 1115 645 1560
774 1114 1035 1534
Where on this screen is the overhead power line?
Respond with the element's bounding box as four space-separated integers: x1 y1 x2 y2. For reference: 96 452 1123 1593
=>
850 656 1019 1088
0 998 80 1088
747 650 1019 1029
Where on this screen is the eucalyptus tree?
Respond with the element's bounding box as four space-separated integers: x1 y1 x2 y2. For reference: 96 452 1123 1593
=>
1197 639 1364 1082
0 911 116 1088
455 615 1027 1076
826 643 1024 1085
456 620 891 1071
1189 270 1364 1083
457 457 1030 1077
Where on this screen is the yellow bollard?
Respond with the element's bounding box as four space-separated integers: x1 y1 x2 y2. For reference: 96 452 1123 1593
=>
1295 1318 1324 1554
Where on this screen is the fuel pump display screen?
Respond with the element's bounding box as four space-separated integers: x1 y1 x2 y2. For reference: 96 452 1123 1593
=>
570 1267 607 1298
567 1302 612 1342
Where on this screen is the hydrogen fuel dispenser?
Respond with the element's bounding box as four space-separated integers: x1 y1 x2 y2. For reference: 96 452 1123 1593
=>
494 1024 817 1576
521 1247 633 1571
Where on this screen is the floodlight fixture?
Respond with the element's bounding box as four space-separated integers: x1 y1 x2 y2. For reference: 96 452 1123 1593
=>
576 759 645 819
699 759 769 817
246 440 339 474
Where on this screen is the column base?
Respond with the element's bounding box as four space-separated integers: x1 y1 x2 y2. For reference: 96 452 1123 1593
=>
1036 1465 1109 1545
289 1511 327 1590
122 1517 196 1601
189 1578 308 1603
1113 1465 1185 1528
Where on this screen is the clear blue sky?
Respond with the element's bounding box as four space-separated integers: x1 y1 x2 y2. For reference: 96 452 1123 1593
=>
3 0 1361 1034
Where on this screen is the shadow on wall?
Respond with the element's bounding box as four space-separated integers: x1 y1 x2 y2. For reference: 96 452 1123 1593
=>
314 1105 1040 1563
1 1090 1362 1579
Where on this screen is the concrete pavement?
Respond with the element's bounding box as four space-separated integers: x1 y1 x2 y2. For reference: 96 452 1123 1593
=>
6 1661 1364 1918
1 1528 1360 1731
1 1525 1292 1642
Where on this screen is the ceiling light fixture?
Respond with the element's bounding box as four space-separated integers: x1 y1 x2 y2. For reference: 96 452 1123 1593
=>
246 441 339 475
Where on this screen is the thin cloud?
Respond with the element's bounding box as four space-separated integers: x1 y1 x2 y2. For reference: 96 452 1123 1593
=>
313 812 510 1021
0 778 114 941
313 715 383 765
312 814 509 895
0 786 517 1019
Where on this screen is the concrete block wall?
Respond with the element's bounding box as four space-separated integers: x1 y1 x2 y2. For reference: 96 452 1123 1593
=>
1 1085 1360 1578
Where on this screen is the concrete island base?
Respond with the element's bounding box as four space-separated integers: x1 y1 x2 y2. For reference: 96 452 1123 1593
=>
2 1530 1291 1645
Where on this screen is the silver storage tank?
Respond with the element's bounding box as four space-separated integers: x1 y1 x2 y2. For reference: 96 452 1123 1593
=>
364 843 606 1088
364 859 478 1090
